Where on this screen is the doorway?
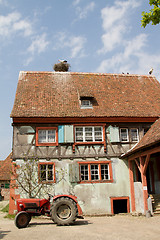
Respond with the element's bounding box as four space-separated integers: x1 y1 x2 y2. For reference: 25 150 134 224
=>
111 197 130 214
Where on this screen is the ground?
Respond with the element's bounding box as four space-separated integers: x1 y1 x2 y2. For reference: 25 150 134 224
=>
0 210 160 240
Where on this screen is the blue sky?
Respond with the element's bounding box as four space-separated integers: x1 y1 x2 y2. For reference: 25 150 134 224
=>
0 0 160 159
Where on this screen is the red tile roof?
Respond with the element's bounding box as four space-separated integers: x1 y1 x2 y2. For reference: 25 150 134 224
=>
11 72 160 118
122 118 160 158
0 153 12 181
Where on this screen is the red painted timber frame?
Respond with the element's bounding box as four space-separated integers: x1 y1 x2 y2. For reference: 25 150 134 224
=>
78 160 113 184
110 197 130 214
128 160 136 212
38 162 56 184
36 127 58 146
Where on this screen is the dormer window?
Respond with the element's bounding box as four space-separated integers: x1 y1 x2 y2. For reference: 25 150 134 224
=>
81 99 93 109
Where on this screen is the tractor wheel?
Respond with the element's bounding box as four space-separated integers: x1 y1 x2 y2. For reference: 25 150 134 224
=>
51 197 77 225
15 211 30 229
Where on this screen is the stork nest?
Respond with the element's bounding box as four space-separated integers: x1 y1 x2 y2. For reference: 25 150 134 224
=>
53 62 70 72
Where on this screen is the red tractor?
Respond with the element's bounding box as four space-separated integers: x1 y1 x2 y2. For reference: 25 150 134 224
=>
14 194 83 228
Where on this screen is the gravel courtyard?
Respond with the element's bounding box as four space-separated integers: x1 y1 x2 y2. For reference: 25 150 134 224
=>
0 211 160 240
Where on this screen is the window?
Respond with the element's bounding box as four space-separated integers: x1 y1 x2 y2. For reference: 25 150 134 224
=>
36 127 58 146
81 99 92 109
79 161 113 183
120 128 129 142
130 128 139 142
38 163 55 183
120 128 139 142
75 126 103 142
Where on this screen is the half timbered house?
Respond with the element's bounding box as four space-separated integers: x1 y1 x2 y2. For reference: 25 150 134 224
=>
10 71 160 215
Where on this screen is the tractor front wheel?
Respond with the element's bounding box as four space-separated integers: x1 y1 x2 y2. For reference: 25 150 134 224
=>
51 197 77 225
15 211 30 229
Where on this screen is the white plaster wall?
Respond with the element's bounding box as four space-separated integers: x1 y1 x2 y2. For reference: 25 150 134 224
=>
14 158 130 215
134 182 144 214
73 158 130 215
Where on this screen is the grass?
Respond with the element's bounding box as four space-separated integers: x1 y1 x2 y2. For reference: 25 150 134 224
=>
0 203 15 219
4 214 15 219
1 203 9 213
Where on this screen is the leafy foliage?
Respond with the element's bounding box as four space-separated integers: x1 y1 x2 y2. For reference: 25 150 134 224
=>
142 0 160 27
1 204 9 213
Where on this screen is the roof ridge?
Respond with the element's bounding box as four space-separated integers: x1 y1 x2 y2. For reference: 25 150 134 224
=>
19 71 154 77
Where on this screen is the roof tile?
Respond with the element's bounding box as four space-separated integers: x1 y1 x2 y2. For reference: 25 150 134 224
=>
11 72 160 118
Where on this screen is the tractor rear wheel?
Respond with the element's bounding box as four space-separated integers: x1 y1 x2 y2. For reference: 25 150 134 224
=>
15 211 30 229
51 197 77 225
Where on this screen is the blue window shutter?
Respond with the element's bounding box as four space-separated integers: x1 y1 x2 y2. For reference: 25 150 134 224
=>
109 126 120 142
58 125 64 143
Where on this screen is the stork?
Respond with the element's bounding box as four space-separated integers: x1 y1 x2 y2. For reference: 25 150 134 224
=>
58 59 67 63
149 68 153 75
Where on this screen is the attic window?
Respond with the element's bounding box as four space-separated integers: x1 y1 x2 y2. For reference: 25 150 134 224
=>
80 96 94 109
80 99 93 109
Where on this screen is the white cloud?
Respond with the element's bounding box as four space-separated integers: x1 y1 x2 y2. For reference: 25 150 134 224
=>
124 34 147 58
0 10 51 65
72 0 81 6
73 1 95 20
99 25 126 53
96 0 160 80
96 34 160 81
0 12 33 37
24 33 49 65
70 36 86 58
27 33 49 55
13 19 33 37
0 0 8 5
96 34 148 74
77 2 95 19
53 32 86 59
99 0 141 54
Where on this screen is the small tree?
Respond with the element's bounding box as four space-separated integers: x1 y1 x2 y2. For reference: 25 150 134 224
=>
12 159 48 198
141 0 160 27
53 62 70 72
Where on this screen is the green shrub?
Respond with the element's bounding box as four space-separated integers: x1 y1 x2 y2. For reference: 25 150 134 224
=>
1 204 9 213
4 214 15 219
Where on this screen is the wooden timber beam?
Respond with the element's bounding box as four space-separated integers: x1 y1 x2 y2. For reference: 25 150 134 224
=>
128 146 160 161
128 160 136 212
140 156 148 213
143 154 151 175
135 159 141 172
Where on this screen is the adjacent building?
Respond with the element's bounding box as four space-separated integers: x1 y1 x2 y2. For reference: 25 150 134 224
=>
0 153 12 200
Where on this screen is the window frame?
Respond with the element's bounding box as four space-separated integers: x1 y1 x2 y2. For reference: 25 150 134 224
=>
73 124 106 152
74 124 105 144
80 99 93 109
120 128 139 142
130 128 139 142
36 127 58 146
38 162 55 183
78 161 113 184
120 128 129 142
